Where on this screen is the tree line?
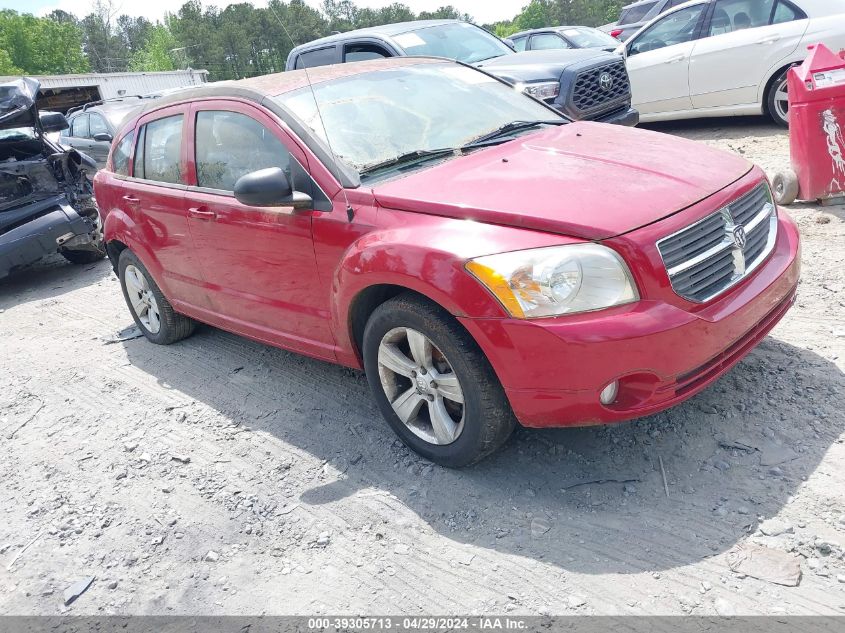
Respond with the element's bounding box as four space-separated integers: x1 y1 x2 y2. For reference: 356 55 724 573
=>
0 0 624 81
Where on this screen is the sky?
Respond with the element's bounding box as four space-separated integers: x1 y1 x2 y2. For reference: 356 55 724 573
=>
2 0 523 25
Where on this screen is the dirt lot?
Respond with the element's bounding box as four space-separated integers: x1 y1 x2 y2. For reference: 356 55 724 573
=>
1 117 844 616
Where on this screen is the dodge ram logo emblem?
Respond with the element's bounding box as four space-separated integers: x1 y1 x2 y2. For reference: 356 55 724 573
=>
599 72 613 91
732 225 748 249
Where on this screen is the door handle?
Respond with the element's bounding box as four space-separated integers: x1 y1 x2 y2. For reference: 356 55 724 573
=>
756 35 781 45
122 195 140 204
664 54 685 64
188 206 217 220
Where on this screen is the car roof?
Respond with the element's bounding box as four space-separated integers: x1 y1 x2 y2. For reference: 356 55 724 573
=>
510 26 597 38
291 19 464 50
85 101 150 127
125 57 446 190
622 0 661 8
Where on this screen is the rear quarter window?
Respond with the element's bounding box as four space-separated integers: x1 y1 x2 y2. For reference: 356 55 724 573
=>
295 46 338 69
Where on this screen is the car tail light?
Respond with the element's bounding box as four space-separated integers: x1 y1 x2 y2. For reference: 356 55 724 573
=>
610 29 624 39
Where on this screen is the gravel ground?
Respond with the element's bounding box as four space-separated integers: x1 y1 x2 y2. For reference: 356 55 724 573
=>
1 117 844 616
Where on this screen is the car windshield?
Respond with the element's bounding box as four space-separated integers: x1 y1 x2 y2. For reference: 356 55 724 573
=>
562 27 621 48
275 63 563 175
391 23 513 64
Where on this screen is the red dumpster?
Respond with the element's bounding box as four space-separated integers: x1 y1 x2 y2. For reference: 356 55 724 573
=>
773 43 845 206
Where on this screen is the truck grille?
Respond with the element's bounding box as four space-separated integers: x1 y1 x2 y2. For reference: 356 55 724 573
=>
571 60 630 113
657 183 778 303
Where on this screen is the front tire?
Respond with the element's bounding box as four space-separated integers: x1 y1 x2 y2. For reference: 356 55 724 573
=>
118 249 195 345
363 293 515 468
767 69 790 128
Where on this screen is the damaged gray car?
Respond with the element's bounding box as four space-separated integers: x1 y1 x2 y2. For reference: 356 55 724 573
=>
1 78 105 280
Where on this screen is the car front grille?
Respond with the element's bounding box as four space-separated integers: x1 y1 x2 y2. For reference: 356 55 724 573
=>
571 60 630 113
657 183 778 303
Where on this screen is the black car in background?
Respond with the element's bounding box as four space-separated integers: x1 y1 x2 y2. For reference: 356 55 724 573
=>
509 26 623 52
286 20 638 127
0 78 105 279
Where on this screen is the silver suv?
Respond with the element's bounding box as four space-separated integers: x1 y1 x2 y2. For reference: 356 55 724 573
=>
600 0 690 41
62 98 148 169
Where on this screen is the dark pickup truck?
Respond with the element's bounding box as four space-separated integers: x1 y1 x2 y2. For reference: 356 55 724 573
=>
0 78 105 279
286 20 639 127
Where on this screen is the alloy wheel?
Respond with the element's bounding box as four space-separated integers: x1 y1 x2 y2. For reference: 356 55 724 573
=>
377 327 465 446
124 264 161 334
774 77 789 124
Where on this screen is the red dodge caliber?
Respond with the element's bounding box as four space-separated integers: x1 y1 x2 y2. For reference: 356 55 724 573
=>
94 58 800 467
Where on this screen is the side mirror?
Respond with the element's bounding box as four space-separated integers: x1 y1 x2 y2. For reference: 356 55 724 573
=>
616 43 628 58
39 111 69 133
233 167 313 209
503 38 516 51
93 132 113 142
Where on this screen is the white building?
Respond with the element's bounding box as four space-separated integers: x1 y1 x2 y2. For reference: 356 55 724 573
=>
0 69 209 113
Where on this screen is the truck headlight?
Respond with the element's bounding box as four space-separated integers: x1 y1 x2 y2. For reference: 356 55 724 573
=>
519 81 560 102
466 244 639 319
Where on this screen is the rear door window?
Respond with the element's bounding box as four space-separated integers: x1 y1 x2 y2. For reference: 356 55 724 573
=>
89 113 110 137
344 43 391 62
71 114 89 138
295 46 338 69
707 0 775 36
134 114 183 184
530 33 571 50
194 110 290 192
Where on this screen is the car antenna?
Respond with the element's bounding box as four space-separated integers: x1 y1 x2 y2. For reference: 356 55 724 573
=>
269 4 356 222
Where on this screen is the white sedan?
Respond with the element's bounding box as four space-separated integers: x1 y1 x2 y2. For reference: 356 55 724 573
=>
621 0 845 126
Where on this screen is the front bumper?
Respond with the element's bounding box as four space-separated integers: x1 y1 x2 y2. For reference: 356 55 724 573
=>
590 105 639 127
459 212 801 428
0 197 93 279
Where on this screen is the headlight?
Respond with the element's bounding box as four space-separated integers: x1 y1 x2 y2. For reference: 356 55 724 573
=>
519 81 560 101
466 244 639 319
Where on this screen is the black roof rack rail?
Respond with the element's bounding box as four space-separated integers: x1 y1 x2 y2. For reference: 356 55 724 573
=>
66 95 148 116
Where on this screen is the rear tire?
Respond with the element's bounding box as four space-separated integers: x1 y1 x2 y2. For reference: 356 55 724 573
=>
118 249 195 345
363 293 515 468
767 69 790 128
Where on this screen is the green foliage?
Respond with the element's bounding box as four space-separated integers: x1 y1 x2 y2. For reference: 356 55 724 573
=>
0 9 88 75
516 0 554 31
129 25 176 71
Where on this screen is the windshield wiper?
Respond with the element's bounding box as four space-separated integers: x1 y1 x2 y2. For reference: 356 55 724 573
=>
359 120 566 177
465 120 566 147
359 147 461 176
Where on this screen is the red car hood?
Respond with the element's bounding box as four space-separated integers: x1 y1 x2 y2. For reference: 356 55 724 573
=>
372 122 753 240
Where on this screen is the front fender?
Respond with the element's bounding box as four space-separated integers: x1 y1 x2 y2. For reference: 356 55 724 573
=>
330 225 512 358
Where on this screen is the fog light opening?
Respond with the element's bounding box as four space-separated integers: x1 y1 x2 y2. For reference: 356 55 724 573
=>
600 381 619 406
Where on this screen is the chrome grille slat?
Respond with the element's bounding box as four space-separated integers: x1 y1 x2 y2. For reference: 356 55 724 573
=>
657 183 778 303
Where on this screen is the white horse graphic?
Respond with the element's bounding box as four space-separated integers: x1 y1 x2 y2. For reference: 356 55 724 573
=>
822 108 845 193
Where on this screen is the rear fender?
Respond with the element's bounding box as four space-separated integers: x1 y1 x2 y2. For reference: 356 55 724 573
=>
103 208 169 294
